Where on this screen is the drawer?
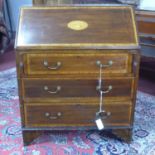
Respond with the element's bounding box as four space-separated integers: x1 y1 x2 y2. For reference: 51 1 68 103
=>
24 102 132 127
22 78 134 102
24 53 132 75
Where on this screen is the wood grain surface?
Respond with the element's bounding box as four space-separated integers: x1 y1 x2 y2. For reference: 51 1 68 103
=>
22 77 134 102
24 102 132 127
15 6 139 50
23 52 132 75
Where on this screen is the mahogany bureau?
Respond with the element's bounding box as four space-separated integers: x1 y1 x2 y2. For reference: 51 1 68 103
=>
15 5 140 145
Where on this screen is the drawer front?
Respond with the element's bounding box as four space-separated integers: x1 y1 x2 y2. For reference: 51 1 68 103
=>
24 53 132 75
22 78 134 102
24 102 132 127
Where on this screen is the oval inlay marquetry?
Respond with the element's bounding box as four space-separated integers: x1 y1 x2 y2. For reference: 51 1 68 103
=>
67 20 88 31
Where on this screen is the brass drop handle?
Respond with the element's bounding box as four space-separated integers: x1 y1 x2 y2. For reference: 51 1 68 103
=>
43 60 62 70
44 86 61 94
96 85 112 94
96 60 113 68
45 112 62 120
96 110 111 119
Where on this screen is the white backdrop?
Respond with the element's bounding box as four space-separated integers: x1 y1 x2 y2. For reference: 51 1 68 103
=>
138 0 155 10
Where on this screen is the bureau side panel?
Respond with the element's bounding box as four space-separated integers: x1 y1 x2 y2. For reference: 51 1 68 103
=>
15 51 25 127
130 51 141 126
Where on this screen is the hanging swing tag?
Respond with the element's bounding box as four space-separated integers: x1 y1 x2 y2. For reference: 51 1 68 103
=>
95 115 104 130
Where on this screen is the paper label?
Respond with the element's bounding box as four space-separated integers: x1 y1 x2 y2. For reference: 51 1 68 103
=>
95 118 104 130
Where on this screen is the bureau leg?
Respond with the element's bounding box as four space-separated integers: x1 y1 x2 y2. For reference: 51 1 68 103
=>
22 130 43 146
112 129 132 142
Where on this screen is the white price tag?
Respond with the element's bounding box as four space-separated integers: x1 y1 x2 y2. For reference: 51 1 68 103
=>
95 118 104 130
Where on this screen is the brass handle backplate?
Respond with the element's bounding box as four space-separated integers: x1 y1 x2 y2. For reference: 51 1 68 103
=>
45 112 62 120
44 86 61 94
43 60 62 70
96 110 111 119
96 60 113 68
96 85 112 94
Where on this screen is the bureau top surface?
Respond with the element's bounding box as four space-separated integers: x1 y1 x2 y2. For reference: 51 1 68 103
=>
15 5 139 50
